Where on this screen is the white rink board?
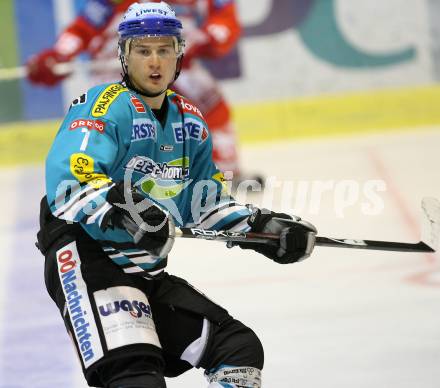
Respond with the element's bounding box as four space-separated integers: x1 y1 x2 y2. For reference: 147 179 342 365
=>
226 0 433 102
0 130 439 388
62 0 436 108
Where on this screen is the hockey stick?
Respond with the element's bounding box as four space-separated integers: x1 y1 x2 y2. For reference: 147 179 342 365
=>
174 197 440 253
0 59 120 81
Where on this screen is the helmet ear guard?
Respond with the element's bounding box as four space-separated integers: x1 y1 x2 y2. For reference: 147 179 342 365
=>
174 54 183 81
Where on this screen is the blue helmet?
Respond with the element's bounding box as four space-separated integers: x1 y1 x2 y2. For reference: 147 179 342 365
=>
117 2 185 93
118 2 184 56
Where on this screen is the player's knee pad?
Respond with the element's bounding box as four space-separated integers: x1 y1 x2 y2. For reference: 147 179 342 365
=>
107 371 166 388
205 365 262 388
201 319 264 371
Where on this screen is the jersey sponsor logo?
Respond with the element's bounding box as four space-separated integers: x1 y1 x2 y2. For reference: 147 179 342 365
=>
125 156 191 200
69 119 105 133
172 119 209 143
92 83 127 117
125 156 189 180
160 144 174 152
174 97 204 119
131 119 156 141
70 153 112 188
130 95 146 113
94 287 161 350
56 243 103 368
98 299 152 319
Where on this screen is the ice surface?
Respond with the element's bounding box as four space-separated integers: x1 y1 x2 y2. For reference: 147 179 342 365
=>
1 130 439 388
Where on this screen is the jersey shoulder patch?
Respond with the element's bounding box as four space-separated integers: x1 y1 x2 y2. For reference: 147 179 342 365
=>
90 83 128 118
168 90 205 121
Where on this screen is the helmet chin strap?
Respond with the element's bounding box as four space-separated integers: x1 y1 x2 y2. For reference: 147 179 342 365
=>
122 73 167 98
119 55 183 99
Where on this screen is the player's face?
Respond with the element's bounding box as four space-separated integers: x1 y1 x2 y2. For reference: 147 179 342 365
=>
126 36 178 96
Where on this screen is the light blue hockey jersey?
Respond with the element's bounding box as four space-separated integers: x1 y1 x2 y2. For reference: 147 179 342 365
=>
46 82 250 276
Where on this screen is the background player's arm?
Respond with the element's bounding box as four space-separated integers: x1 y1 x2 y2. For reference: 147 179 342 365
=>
26 0 124 85
183 0 241 66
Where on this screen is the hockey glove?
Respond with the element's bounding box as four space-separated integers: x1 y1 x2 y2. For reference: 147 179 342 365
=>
234 207 317 264
104 182 175 257
26 49 71 86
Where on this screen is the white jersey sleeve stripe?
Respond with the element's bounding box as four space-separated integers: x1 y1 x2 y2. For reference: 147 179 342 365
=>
54 185 112 222
197 204 249 230
227 218 251 232
53 184 98 216
86 201 112 226
198 201 238 224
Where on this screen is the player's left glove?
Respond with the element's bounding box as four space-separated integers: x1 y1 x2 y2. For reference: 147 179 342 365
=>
104 182 175 258
232 207 317 264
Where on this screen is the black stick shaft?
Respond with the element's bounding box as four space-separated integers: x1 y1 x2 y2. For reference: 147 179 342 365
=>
175 228 435 253
315 237 434 252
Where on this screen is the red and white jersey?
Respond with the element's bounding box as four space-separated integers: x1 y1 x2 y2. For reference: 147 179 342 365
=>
54 0 241 62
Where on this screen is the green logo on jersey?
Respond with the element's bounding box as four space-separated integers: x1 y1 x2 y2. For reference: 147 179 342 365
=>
125 156 190 200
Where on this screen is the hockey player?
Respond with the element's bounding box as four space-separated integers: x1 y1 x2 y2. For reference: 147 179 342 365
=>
27 0 254 181
36 3 317 387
